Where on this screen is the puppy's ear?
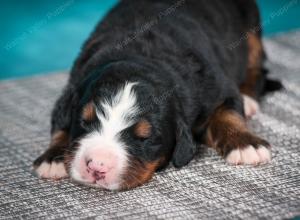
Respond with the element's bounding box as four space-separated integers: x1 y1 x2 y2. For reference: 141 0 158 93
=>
172 118 196 168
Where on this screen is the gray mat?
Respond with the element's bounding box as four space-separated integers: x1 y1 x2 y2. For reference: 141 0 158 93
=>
1 31 300 220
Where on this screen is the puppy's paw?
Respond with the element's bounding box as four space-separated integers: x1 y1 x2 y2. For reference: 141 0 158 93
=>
242 95 259 118
35 161 68 179
33 148 68 179
217 130 271 166
226 145 271 166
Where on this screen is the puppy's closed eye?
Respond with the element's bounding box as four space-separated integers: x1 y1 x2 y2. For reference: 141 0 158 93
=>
134 119 152 139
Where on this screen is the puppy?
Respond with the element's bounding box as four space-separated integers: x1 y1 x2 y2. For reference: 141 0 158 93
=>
33 0 282 190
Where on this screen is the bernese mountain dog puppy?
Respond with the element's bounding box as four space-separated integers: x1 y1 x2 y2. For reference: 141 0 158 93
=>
33 0 282 190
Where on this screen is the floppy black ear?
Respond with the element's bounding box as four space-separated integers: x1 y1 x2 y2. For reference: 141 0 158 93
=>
172 118 197 168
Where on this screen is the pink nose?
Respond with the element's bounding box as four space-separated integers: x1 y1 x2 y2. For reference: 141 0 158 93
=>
86 159 107 180
83 148 119 182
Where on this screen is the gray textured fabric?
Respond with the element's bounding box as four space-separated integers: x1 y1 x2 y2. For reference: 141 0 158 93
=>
1 31 300 220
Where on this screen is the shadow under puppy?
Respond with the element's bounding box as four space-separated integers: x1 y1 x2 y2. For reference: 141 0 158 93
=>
34 0 282 190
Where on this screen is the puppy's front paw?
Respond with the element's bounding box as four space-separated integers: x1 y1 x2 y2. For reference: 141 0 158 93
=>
226 145 271 166
33 148 68 179
35 161 68 179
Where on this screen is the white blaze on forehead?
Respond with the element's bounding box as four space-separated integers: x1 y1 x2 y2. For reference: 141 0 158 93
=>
96 82 139 138
70 82 139 189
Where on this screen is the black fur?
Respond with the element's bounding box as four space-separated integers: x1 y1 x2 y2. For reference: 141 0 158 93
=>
36 0 281 171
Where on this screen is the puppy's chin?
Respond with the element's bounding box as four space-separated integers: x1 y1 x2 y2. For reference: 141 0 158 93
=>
70 167 122 191
69 158 159 191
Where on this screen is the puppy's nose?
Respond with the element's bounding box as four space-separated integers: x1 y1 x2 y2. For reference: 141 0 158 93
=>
86 158 112 180
87 159 108 172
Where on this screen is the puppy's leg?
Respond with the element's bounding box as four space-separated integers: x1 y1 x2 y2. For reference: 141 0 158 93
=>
240 32 263 118
240 32 263 98
205 100 271 165
33 87 74 179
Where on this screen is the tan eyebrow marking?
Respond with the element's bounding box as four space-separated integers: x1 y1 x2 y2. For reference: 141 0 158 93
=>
82 102 96 121
134 119 152 138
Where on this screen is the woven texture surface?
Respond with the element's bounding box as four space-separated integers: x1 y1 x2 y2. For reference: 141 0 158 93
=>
1 32 300 220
